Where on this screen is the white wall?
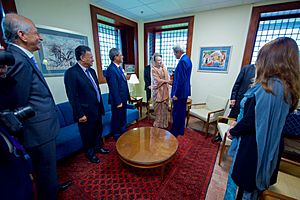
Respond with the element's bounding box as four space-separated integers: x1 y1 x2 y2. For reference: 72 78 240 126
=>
190 5 252 103
15 0 107 103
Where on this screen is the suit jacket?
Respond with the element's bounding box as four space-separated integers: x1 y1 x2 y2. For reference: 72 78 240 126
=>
230 64 256 103
171 54 192 99
105 63 130 107
64 63 104 121
6 45 59 148
144 64 151 90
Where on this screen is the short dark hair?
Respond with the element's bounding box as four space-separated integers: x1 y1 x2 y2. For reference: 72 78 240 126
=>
109 48 120 62
75 45 91 61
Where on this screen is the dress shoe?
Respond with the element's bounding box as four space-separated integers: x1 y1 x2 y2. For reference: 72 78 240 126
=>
212 135 222 143
87 155 100 163
95 147 110 154
58 180 72 192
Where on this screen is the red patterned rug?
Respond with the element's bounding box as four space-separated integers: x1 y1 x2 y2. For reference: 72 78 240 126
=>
57 118 219 200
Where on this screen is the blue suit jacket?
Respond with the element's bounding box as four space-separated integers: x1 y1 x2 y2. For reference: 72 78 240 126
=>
6 45 59 148
171 54 192 99
105 63 130 107
64 63 104 121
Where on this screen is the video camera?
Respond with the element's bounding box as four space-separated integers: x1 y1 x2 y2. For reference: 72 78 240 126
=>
0 106 35 135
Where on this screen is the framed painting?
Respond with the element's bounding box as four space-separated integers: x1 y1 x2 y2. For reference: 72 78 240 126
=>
198 46 231 73
124 64 135 74
37 25 88 76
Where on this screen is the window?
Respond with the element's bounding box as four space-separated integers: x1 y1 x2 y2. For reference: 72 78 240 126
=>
97 23 121 70
242 2 300 67
144 16 194 73
90 5 138 83
155 28 188 68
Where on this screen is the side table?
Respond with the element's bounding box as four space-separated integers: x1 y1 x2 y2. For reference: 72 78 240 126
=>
129 96 143 117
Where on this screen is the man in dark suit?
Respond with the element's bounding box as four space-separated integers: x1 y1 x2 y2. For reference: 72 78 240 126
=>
144 63 151 107
2 13 69 199
213 64 255 142
170 44 192 137
105 48 130 141
228 64 256 119
64 45 109 164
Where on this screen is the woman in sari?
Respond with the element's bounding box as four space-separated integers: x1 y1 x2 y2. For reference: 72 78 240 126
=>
224 37 300 199
151 53 170 128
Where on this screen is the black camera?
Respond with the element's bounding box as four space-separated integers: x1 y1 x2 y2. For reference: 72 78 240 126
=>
0 106 35 135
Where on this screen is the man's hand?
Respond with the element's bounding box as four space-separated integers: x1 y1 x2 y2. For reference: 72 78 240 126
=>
79 115 87 123
230 100 236 107
226 130 233 140
172 96 178 101
117 103 123 108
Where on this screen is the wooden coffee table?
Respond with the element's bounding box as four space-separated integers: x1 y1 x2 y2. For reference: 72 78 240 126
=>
116 127 178 178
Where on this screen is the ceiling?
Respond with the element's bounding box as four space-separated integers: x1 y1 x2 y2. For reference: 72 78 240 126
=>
91 0 273 21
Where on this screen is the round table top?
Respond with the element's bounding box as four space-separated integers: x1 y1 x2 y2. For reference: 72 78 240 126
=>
116 127 178 165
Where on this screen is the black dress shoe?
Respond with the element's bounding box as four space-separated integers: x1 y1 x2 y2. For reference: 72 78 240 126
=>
212 135 222 143
95 147 110 154
87 155 100 163
58 180 72 192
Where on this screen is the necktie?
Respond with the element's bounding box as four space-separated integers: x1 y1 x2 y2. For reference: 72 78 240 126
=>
85 69 101 103
119 66 126 80
31 56 40 71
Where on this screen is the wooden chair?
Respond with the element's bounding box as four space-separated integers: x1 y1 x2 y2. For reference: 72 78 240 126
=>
260 158 300 200
216 116 235 165
187 95 228 137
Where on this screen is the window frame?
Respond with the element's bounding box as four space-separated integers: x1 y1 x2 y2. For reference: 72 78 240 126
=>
242 1 300 67
90 5 139 83
144 16 194 67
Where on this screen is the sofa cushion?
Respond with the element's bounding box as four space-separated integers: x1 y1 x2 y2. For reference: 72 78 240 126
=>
56 105 66 128
127 109 139 124
55 123 82 160
102 93 111 113
57 102 75 126
102 112 112 137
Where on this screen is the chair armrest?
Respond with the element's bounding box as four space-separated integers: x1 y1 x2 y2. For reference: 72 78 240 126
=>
126 104 136 109
191 103 206 109
206 109 225 122
217 116 236 124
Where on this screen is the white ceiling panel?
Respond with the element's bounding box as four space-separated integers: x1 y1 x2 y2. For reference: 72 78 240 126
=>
102 0 144 10
126 5 158 18
146 0 182 13
91 0 287 21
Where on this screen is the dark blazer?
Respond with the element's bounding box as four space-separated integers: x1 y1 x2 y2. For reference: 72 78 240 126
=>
6 45 59 148
64 63 104 121
171 54 192 99
230 64 256 102
105 63 129 107
144 64 151 90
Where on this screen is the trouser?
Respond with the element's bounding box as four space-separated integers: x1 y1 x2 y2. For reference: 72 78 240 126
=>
111 102 127 140
170 98 187 137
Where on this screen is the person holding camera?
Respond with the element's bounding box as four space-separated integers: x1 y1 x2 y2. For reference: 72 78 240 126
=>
0 50 34 200
2 13 70 199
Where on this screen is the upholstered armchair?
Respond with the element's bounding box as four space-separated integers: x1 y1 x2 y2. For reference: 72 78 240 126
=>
216 116 235 165
260 157 300 200
187 95 228 137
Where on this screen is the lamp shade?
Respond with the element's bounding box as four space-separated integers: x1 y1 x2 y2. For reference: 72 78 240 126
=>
128 74 139 84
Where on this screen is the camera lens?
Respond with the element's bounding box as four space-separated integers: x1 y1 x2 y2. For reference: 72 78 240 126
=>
14 106 35 120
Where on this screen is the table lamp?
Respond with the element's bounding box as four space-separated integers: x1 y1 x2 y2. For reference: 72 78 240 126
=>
128 74 139 97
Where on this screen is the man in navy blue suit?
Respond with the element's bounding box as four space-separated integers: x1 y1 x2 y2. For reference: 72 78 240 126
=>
105 48 130 141
64 45 109 164
170 44 192 137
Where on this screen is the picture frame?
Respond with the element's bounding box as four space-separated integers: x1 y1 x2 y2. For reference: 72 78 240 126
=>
37 25 88 76
198 46 231 73
124 64 135 74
